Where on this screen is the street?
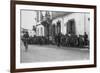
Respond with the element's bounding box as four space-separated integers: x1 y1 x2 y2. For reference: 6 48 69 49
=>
20 42 89 63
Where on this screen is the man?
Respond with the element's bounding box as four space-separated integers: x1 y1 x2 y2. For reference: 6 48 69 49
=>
57 32 61 47
84 32 88 45
23 31 29 51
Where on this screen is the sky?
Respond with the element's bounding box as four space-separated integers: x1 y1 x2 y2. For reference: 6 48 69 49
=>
21 10 68 30
21 10 37 30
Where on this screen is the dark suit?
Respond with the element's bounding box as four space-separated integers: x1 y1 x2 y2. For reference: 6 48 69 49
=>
57 33 61 47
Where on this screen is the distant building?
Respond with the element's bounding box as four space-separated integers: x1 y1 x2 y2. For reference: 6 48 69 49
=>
21 27 36 37
28 30 36 37
36 23 45 36
36 11 52 39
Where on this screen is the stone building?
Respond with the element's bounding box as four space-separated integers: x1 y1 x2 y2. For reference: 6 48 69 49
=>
36 11 52 40
35 11 90 42
36 23 44 36
52 12 90 40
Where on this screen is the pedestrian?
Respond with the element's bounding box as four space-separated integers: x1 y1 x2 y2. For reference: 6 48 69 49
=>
23 31 29 51
84 32 88 45
57 32 61 47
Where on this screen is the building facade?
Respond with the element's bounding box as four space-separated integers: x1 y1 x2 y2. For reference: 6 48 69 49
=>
52 13 90 40
36 11 52 39
36 24 45 36
35 11 90 42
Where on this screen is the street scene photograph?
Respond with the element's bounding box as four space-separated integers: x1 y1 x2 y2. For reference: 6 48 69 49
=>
20 10 90 63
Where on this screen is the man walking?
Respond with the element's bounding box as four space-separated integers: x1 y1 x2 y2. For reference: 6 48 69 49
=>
23 31 29 51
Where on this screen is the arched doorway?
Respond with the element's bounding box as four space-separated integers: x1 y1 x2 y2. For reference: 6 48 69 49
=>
57 20 61 34
67 19 76 34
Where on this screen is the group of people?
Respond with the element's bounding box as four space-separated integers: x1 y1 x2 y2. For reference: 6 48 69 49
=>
22 31 89 51
54 32 89 47
55 33 61 47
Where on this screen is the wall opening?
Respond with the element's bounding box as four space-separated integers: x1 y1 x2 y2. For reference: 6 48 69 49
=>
67 19 76 35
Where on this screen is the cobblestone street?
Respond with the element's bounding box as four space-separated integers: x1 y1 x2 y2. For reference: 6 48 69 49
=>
20 41 89 63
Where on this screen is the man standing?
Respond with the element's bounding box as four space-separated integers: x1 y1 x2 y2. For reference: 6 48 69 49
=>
84 32 88 45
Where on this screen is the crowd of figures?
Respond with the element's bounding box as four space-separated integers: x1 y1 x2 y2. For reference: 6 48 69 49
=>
55 32 89 47
21 31 89 51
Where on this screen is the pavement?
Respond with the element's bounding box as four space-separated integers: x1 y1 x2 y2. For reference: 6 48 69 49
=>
20 41 89 63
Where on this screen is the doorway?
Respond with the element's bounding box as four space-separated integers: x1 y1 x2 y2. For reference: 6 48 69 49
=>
67 19 76 34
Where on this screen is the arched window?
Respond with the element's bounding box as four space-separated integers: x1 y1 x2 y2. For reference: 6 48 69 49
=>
57 20 61 34
67 19 76 34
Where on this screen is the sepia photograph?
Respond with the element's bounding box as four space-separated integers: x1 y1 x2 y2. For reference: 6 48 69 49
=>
11 1 96 72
